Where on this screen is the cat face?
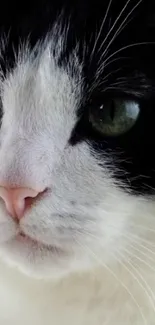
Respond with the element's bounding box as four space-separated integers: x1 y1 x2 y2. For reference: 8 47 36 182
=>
0 0 154 278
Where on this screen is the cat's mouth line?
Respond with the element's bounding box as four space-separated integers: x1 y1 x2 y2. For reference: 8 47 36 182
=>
16 231 65 253
16 231 47 247
17 231 38 244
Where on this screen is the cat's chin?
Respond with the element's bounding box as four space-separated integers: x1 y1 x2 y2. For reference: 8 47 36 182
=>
0 235 73 279
0 233 99 280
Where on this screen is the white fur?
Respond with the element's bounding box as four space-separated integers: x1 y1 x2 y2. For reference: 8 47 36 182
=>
0 31 154 324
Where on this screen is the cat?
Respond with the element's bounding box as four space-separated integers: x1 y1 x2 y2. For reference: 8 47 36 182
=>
0 0 155 324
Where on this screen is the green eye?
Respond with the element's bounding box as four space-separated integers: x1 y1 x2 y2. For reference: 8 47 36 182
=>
89 99 140 137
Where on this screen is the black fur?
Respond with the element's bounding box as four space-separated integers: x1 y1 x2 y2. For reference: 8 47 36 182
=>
1 0 155 194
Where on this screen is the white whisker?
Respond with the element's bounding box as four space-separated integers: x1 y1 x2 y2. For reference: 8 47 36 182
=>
97 221 155 248
78 227 155 260
98 68 122 83
126 223 155 234
114 249 155 312
90 0 113 62
122 246 155 273
97 0 133 56
127 234 155 249
102 42 155 66
74 237 147 324
91 68 122 91
97 56 129 76
120 233 155 259
98 0 143 64
75 228 155 318
106 223 155 248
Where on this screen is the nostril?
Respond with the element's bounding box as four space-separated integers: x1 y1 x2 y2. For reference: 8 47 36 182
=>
0 187 47 220
23 196 36 213
24 191 45 211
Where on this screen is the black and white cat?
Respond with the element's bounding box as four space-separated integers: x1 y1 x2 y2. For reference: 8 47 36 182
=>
0 0 155 324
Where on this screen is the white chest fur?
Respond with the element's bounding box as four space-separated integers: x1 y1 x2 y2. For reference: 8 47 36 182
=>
0 261 155 325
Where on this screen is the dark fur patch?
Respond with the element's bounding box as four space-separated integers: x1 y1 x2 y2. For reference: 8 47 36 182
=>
1 0 155 194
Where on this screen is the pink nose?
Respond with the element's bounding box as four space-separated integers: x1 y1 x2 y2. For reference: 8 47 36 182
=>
0 187 41 220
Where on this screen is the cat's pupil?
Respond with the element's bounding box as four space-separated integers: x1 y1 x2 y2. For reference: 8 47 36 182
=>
109 100 115 121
